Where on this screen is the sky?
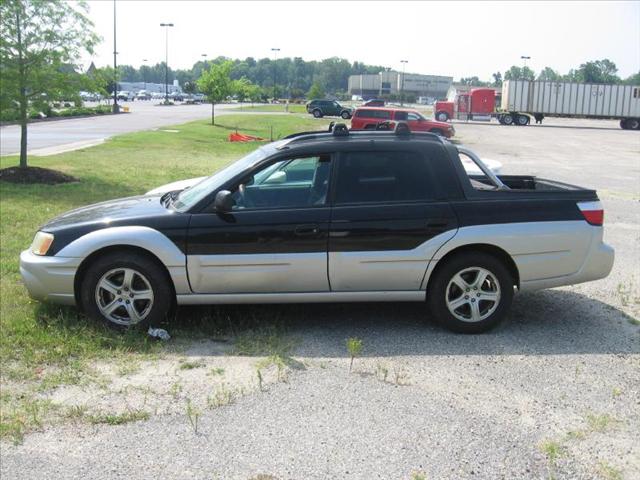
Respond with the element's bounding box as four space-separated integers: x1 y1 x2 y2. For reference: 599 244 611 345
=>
83 0 640 80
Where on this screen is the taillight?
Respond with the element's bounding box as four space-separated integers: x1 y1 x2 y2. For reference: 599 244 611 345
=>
577 201 604 226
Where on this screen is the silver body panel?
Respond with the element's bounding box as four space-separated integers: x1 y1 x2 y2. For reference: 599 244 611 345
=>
187 253 329 293
177 291 424 305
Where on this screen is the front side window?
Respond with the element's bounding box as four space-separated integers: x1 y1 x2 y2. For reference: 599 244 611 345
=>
334 151 432 204
407 112 423 121
230 155 331 210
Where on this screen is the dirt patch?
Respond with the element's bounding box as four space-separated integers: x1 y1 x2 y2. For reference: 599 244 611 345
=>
0 166 78 185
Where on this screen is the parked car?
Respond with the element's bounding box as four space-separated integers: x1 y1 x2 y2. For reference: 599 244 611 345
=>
363 99 385 107
116 91 135 102
135 90 152 101
306 100 353 119
20 124 613 333
351 107 455 138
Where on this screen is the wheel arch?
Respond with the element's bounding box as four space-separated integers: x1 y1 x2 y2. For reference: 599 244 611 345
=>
425 243 520 294
73 244 178 310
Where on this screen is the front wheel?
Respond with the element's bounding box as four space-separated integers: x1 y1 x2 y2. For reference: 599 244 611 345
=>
341 111 351 119
427 252 514 333
436 111 449 122
80 252 173 330
312 109 323 118
624 118 639 130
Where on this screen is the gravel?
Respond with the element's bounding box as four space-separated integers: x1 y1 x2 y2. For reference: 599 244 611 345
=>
2 117 639 480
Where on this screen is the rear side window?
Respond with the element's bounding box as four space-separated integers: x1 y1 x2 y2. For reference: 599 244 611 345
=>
355 109 392 119
394 111 408 120
334 151 432 204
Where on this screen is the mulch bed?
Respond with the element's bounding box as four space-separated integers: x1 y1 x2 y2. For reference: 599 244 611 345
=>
0 166 78 185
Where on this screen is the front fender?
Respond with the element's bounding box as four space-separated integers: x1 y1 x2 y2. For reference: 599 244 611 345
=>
57 226 190 294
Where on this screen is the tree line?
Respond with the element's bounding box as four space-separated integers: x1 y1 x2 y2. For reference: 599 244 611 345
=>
459 60 639 87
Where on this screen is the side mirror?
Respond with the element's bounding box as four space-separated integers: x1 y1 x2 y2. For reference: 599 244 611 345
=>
214 190 234 213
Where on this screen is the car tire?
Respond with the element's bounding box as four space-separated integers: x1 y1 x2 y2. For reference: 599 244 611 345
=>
313 109 323 118
341 111 351 119
436 111 449 122
501 114 514 126
516 114 529 126
80 251 173 330
427 252 514 334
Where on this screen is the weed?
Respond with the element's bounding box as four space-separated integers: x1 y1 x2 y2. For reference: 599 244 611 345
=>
256 355 288 383
611 387 622 398
178 359 206 370
393 365 411 386
346 337 363 373
63 405 88 420
208 367 225 376
597 461 623 480
88 409 149 426
169 381 183 399
540 438 565 479
117 358 142 376
256 368 264 391
185 399 200 434
585 413 617 432
565 429 586 440
207 383 235 409
410 471 427 480
375 363 389 383
0 396 55 444
231 324 296 358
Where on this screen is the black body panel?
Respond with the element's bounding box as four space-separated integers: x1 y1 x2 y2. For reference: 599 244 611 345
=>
41 195 190 255
329 202 458 252
187 207 330 255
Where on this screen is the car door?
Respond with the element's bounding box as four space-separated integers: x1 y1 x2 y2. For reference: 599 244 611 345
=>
406 111 428 131
328 146 458 291
187 154 333 294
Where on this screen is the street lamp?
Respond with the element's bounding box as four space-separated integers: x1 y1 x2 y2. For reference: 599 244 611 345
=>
160 23 174 103
520 56 531 80
271 48 280 102
400 60 408 106
112 0 118 113
142 58 148 90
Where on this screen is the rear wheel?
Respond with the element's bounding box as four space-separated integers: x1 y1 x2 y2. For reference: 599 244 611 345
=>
624 118 639 130
516 114 529 126
312 109 323 118
341 110 351 119
80 252 173 330
501 114 514 125
427 252 514 333
436 111 449 122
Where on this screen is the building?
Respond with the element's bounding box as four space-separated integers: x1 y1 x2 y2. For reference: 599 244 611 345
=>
348 72 453 100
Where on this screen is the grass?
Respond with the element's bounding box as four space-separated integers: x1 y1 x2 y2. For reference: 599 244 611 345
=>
346 337 363 373
178 359 206 370
597 461 623 480
237 103 308 114
0 113 330 440
88 409 150 425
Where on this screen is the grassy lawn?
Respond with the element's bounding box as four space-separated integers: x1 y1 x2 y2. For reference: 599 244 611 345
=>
236 103 308 114
0 114 330 441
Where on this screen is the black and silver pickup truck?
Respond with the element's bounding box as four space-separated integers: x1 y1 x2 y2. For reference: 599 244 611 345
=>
20 124 614 333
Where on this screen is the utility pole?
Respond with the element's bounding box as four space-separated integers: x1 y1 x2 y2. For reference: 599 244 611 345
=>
160 23 174 103
521 55 531 80
400 60 408 106
112 0 118 113
271 48 280 102
142 58 148 90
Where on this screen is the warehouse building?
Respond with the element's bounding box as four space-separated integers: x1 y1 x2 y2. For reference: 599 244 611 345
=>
348 71 453 99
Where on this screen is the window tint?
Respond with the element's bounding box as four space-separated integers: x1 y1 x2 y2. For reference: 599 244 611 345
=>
230 155 331 209
394 111 408 121
355 109 392 119
335 151 432 204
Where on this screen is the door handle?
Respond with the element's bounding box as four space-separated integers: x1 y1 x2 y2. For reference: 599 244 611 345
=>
294 224 320 236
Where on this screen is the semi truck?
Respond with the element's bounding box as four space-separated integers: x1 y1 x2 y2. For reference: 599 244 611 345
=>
434 80 640 130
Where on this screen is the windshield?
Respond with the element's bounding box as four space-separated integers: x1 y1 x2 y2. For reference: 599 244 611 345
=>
172 139 290 211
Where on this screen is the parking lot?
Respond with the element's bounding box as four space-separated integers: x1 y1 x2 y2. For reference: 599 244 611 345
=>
2 117 639 480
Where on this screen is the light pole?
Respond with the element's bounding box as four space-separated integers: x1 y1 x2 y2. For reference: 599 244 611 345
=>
142 58 148 90
521 55 531 79
400 60 408 106
271 48 280 102
160 23 174 103
112 0 118 113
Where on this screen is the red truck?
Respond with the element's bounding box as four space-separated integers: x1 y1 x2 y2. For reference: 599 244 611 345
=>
351 107 455 137
434 88 499 123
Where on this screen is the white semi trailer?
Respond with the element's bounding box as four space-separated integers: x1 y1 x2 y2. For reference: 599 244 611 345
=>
500 80 640 130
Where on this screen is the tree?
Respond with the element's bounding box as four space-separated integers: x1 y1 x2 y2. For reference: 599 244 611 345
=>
574 59 620 83
492 72 502 87
307 81 325 99
503 66 535 81
183 81 197 95
197 60 234 125
459 76 489 87
0 0 99 168
537 67 560 82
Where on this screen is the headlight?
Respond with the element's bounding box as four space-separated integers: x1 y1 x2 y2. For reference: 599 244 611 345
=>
31 231 54 256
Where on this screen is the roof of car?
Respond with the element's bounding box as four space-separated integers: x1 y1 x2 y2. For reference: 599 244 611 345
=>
354 106 418 112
